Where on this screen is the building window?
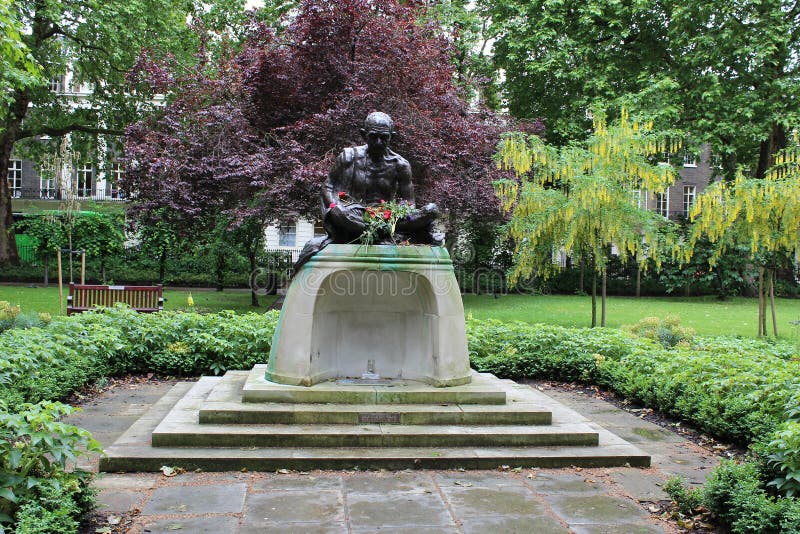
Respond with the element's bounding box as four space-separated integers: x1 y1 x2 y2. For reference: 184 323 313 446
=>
108 162 124 199
683 151 698 167
278 221 296 247
49 75 65 93
76 163 93 197
630 189 645 210
655 190 669 217
683 185 696 217
40 165 57 199
7 159 22 198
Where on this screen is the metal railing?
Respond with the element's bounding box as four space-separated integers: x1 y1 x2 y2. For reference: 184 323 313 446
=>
10 186 126 202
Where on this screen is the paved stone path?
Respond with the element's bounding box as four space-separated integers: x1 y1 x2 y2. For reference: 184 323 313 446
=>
68 380 719 533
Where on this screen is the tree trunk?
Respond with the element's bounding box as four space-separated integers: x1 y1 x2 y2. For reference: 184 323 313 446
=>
769 268 778 337
601 269 607 327
758 266 765 337
590 256 597 328
579 256 585 293
215 251 225 292
0 135 21 266
715 268 727 300
635 262 641 298
101 257 106 284
158 248 167 284
248 248 259 307
0 83 32 267
756 123 787 179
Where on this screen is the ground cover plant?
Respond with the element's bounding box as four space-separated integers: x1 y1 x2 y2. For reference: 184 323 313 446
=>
1 306 797 532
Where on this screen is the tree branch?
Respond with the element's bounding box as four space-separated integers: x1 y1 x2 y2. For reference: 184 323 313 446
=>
18 124 124 140
53 25 129 73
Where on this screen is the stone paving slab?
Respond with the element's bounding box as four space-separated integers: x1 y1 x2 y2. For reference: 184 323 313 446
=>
63 379 723 533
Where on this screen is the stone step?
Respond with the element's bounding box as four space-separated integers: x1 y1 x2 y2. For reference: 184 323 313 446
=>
200 371 550 425
242 366 507 405
156 379 592 448
198 404 552 425
152 424 598 448
99 382 651 472
101 444 651 472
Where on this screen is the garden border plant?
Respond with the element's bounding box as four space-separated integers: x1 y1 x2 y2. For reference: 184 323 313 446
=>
1 307 798 532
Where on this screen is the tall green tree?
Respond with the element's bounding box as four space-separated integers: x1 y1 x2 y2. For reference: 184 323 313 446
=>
496 110 677 326
0 0 256 267
485 0 669 144
486 0 800 178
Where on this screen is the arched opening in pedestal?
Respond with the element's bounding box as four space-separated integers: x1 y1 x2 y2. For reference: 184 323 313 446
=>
310 270 438 382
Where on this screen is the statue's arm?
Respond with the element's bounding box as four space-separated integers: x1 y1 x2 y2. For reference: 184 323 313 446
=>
323 152 344 206
397 160 415 203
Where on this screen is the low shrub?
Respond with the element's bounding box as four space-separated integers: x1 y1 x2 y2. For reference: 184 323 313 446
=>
0 307 280 406
666 460 800 534
0 301 51 334
0 401 100 533
468 318 798 445
623 314 695 348
1 308 797 532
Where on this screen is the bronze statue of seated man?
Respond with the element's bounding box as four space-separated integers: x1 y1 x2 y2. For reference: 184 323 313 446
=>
295 112 443 269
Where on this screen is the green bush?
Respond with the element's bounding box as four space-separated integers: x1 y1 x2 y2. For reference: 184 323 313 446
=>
665 460 800 534
1 308 798 533
467 317 800 529
0 401 100 532
468 318 798 445
623 314 695 348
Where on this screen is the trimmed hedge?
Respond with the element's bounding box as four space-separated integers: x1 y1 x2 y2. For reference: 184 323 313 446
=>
468 318 799 445
0 307 279 406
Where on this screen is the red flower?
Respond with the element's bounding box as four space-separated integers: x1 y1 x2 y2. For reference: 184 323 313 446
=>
380 199 386 204
329 202 336 208
338 191 346 199
383 210 391 219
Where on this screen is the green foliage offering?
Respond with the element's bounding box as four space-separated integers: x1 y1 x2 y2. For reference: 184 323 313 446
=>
623 315 695 348
0 401 100 531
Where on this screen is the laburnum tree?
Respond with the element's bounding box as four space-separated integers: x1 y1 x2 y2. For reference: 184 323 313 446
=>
687 138 800 337
123 0 536 253
495 110 677 327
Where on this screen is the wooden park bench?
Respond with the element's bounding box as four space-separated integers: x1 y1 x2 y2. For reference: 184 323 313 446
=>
67 283 164 316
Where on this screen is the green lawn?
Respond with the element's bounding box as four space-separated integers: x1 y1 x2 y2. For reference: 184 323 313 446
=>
463 293 800 338
0 285 278 315
1 284 799 338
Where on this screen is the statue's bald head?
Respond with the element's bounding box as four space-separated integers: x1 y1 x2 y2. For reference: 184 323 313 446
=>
361 112 395 157
363 112 394 134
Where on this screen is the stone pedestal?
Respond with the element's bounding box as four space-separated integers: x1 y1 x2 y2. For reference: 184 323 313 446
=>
265 245 471 387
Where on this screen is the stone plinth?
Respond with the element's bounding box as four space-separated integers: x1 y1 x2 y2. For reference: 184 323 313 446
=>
266 245 471 387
